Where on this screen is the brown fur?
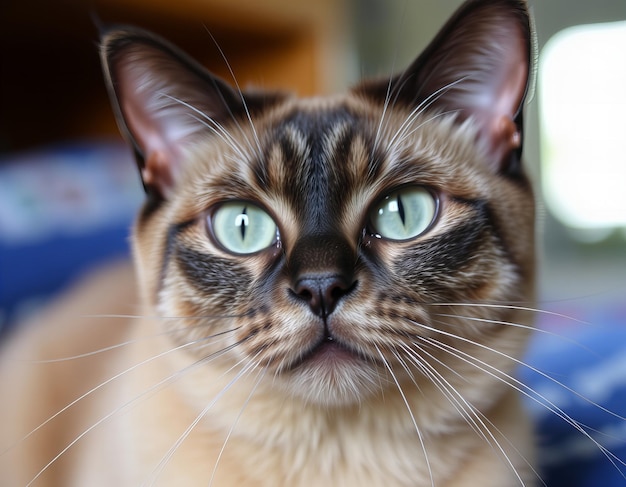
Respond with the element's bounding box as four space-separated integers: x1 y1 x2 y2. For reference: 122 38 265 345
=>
1 1 539 485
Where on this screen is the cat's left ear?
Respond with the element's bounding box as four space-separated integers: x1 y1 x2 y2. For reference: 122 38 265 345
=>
100 27 281 200
358 0 534 174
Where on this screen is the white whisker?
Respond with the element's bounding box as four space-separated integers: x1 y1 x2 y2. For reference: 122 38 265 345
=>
428 302 592 326
395 109 462 145
399 341 542 486
143 352 263 486
395 339 519 476
20 337 244 486
387 76 469 150
4 330 236 457
374 344 434 487
405 316 626 477
433 312 599 355
202 28 264 163
424 331 626 477
159 94 249 161
428 316 626 422
371 0 409 155
208 361 267 487
23 325 241 364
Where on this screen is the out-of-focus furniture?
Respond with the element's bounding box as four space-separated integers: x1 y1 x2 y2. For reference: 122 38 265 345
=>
1 0 353 152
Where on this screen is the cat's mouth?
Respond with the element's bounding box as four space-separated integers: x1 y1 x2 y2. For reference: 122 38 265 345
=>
287 334 366 371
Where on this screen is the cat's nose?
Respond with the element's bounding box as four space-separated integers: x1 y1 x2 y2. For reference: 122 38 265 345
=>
289 233 356 317
293 274 354 318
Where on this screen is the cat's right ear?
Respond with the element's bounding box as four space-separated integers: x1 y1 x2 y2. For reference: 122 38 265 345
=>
100 27 271 200
356 0 533 176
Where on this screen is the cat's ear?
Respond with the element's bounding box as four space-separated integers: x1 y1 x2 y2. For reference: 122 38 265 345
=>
100 27 278 199
358 0 534 174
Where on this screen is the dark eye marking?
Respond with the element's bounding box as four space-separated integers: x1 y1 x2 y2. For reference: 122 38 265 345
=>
175 245 253 298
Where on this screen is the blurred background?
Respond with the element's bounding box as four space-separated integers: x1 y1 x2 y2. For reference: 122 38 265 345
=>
1 0 625 484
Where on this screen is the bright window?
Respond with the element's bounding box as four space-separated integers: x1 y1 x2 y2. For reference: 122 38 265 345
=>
539 21 626 240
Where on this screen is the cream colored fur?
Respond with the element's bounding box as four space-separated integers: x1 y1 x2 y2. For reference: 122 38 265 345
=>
0 260 535 486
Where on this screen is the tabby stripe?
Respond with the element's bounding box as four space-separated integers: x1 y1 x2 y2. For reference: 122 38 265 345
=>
175 245 252 297
159 220 197 294
453 197 520 271
398 199 494 283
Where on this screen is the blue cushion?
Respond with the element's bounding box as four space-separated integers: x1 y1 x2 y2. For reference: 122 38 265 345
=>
0 141 142 333
523 298 626 485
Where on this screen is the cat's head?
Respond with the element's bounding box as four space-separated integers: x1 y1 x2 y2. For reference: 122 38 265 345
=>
101 0 535 407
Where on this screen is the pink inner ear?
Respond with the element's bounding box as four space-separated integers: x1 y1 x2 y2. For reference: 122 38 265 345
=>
461 24 530 168
120 81 184 200
140 151 177 199
111 43 212 199
476 56 528 166
115 54 192 199
398 3 532 172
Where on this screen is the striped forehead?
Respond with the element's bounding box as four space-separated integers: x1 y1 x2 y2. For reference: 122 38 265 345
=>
256 106 376 232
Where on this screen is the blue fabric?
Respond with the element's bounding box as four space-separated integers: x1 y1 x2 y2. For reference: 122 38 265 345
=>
0 141 142 333
522 299 626 485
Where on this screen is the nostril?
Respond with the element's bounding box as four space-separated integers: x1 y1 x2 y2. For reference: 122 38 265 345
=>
294 279 322 316
330 285 348 301
298 288 313 301
293 274 355 318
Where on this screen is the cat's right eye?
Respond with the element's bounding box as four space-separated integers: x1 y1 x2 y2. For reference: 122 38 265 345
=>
210 202 278 255
369 186 438 241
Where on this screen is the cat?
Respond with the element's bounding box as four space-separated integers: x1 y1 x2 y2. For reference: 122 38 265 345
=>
0 0 541 485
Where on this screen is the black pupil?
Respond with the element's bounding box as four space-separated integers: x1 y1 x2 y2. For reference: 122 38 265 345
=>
396 195 406 226
239 206 248 240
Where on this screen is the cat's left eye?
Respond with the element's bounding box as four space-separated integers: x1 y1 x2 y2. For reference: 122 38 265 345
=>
369 186 438 241
210 202 278 255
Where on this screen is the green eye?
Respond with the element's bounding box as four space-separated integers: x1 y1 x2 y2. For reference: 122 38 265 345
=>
370 187 437 241
211 202 278 254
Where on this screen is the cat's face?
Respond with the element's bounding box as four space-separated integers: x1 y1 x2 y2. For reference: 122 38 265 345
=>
102 0 535 407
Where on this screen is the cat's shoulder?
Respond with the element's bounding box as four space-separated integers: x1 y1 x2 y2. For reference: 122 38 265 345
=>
0 260 137 484
1 260 137 359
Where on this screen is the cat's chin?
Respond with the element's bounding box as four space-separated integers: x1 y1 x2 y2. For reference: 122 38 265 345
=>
279 342 380 407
